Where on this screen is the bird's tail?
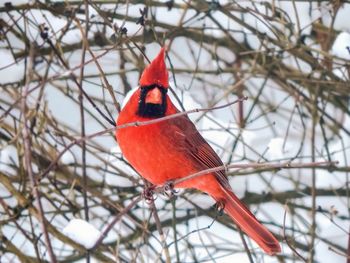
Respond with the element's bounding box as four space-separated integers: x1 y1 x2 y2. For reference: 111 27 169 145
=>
213 186 281 255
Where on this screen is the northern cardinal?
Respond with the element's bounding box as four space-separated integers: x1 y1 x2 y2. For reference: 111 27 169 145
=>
116 47 281 255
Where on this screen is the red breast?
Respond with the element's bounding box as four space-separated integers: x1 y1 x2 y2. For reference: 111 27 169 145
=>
115 47 281 255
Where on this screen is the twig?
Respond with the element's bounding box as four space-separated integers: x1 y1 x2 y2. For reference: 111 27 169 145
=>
309 88 319 262
90 195 142 251
348 227 350 263
283 203 307 262
238 227 255 263
167 213 219 248
80 0 89 222
85 160 336 253
329 246 350 259
149 200 171 263
170 161 338 188
171 198 181 262
39 26 117 127
80 2 90 262
39 97 247 181
117 96 248 130
21 45 57 263
74 17 120 112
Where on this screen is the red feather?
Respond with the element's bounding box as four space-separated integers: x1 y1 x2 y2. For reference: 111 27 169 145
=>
139 47 169 88
116 48 281 255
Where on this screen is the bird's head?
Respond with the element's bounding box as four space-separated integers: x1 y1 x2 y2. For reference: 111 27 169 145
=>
137 47 169 118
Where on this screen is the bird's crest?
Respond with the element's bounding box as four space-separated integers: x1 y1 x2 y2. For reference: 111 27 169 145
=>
139 47 169 88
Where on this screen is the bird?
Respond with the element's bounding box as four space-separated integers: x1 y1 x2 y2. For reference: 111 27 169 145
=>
115 47 281 255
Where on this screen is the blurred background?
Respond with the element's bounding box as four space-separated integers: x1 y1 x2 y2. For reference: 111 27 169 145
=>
0 0 349 262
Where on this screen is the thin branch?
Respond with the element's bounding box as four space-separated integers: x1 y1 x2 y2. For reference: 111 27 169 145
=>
149 200 171 263
21 45 57 263
170 161 338 188
283 204 307 262
90 195 142 250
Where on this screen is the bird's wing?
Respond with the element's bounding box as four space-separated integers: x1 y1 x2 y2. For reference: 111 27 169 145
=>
167 114 232 190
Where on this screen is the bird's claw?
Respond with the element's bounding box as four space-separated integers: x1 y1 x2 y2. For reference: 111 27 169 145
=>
142 185 156 203
163 181 178 198
215 200 225 216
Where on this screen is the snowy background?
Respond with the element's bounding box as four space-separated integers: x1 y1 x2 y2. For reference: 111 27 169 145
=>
0 0 350 262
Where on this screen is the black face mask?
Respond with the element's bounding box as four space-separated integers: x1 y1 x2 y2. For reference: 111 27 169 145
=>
137 84 168 118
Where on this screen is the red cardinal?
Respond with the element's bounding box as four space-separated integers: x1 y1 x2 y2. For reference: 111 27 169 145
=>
116 47 281 255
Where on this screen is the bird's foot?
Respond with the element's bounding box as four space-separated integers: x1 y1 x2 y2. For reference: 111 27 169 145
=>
163 181 178 198
215 200 225 216
142 185 156 203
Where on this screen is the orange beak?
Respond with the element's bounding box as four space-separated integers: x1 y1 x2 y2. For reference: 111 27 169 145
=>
145 87 162 104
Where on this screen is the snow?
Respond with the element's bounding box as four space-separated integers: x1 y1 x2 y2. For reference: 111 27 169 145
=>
199 116 234 160
0 0 30 6
331 31 350 60
121 86 138 109
319 3 350 31
60 150 75 165
267 137 288 160
1 1 350 262
241 129 257 147
105 145 137 187
0 146 12 173
0 50 24 84
333 67 349 80
0 145 18 174
62 219 101 249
